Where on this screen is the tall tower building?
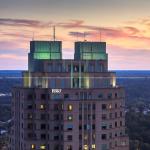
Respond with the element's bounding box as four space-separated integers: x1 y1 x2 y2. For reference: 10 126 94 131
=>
10 40 129 150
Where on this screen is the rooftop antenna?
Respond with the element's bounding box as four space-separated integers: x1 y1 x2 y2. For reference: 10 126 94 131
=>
99 28 102 42
76 32 79 41
84 32 86 41
32 32 35 41
53 26 56 41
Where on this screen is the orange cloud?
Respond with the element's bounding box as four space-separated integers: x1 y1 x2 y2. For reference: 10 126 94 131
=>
0 17 150 69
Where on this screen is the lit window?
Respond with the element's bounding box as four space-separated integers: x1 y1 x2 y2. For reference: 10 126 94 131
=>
92 133 96 139
92 144 96 149
84 145 88 150
108 104 112 109
84 134 88 140
61 104 64 110
28 114 33 119
67 145 72 150
31 144 35 149
40 145 46 150
67 115 73 121
121 141 126 146
40 104 45 110
68 104 73 111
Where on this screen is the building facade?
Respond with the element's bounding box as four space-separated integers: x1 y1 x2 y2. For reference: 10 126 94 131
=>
10 41 129 150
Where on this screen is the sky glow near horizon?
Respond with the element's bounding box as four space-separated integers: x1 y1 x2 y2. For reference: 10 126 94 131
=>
0 0 150 70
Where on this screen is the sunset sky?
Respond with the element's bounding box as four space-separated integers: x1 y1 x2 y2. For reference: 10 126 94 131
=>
0 0 150 70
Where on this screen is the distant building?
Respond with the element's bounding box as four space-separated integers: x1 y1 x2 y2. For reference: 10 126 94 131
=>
9 40 129 150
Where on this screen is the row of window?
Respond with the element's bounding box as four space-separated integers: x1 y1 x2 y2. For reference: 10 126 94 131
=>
24 110 123 123
25 102 123 111
24 119 123 132
27 132 125 141
102 112 123 120
25 104 72 111
13 91 123 100
46 62 106 73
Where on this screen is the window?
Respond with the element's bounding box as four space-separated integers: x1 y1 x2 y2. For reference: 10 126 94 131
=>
115 112 117 118
67 135 72 141
109 142 112 148
54 135 59 141
41 114 47 120
61 104 64 110
67 124 73 131
54 104 59 111
79 104 82 110
50 79 56 88
67 115 73 121
108 93 112 99
27 113 33 119
101 144 107 150
84 124 90 130
73 78 79 88
40 145 46 150
81 65 84 72
79 134 82 140
88 104 91 110
98 94 103 99
120 141 126 146
31 144 35 149
120 111 123 117
108 104 112 109
79 125 82 130
41 124 46 130
79 114 82 120
27 123 34 129
28 94 34 100
54 145 59 150
68 104 73 111
67 145 72 150
109 133 112 139
115 93 118 98
41 94 46 100
92 114 96 120
40 104 46 110
54 126 59 130
101 123 107 130
120 121 123 126
54 114 59 120
64 94 69 99
101 134 107 140
27 104 33 109
115 121 118 127
41 134 46 140
102 114 107 120
92 124 95 130
92 104 96 110
73 65 79 72
102 104 107 110
92 144 96 149
84 145 88 150
109 113 112 119
109 123 112 129
120 131 123 136
28 133 36 139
